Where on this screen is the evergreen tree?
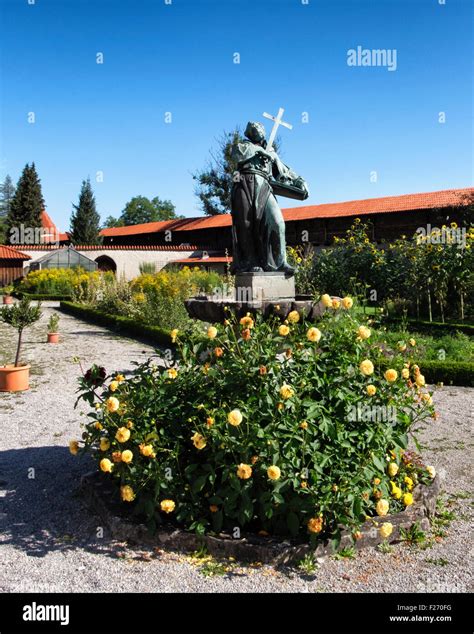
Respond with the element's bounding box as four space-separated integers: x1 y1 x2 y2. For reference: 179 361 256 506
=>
0 175 15 217
70 178 102 245
7 163 44 243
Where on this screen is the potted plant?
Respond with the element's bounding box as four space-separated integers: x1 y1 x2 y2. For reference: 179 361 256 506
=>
2 285 14 305
47 313 60 344
0 298 42 392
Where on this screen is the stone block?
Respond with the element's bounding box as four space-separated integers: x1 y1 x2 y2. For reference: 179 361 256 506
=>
235 272 295 302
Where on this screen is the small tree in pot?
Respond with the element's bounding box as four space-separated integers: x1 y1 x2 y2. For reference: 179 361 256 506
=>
0 298 42 391
47 313 60 343
2 285 14 305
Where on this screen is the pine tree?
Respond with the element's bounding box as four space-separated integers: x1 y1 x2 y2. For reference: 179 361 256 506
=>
7 163 44 243
0 175 15 217
69 178 102 245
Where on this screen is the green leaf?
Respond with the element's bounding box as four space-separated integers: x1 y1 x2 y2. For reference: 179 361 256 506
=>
286 511 299 537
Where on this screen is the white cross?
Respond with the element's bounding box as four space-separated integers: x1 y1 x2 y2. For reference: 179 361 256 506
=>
262 107 293 151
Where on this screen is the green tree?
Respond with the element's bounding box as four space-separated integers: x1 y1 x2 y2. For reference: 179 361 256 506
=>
7 163 44 244
193 128 281 216
70 178 102 245
0 175 15 217
193 128 243 216
104 196 180 228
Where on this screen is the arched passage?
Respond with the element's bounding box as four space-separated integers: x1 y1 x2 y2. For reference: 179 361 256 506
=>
95 255 117 274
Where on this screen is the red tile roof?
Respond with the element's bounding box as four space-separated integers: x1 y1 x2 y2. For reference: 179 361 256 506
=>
98 187 473 236
282 187 474 221
0 245 31 260
9 244 198 252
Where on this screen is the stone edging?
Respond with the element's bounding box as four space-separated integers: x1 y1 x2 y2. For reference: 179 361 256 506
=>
80 471 440 565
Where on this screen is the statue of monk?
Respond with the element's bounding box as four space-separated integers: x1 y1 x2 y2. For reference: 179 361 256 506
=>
230 121 308 275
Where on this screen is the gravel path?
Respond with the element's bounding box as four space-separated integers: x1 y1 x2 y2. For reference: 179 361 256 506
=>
0 306 472 593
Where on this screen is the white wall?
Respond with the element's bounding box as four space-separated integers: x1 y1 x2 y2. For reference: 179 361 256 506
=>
20 248 196 280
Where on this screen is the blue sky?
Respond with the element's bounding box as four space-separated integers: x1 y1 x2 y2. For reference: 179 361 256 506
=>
0 0 472 230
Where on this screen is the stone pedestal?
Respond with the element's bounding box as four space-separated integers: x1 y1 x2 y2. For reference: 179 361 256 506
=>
235 272 295 302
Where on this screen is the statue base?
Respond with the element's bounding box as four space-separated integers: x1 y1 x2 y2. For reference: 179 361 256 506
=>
235 272 295 302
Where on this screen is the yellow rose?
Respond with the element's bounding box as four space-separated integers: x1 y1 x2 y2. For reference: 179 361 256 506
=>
403 493 413 506
171 328 179 343
287 310 300 324
401 368 410 379
99 438 110 452
300 421 308 430
307 516 323 533
106 397 120 413
404 476 414 490
100 458 113 473
409 338 416 347
209 505 218 513
376 499 389 516
278 324 290 336
426 465 436 479
357 325 371 340
307 327 321 343
366 384 376 396
360 359 374 376
120 485 135 502
191 432 207 450
121 449 133 463
140 444 155 457
207 326 218 339
373 477 381 485
385 369 398 382
321 294 332 308
69 440 79 455
236 463 252 480
379 522 393 539
109 380 119 392
388 462 398 477
342 296 353 309
167 368 178 379
392 486 402 500
280 384 294 400
267 465 281 481
228 409 243 426
115 374 125 383
239 315 254 329
398 342 407 352
331 299 340 309
115 427 131 443
422 393 433 405
416 374 426 387
160 499 175 513
94 421 103 429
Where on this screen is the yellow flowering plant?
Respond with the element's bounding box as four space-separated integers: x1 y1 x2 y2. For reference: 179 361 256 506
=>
75 303 436 546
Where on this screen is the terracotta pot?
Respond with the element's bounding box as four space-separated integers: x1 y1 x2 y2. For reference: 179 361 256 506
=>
0 364 31 392
47 332 59 344
2 295 13 305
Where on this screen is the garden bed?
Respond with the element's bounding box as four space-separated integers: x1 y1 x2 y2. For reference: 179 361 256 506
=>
59 301 171 346
80 471 440 565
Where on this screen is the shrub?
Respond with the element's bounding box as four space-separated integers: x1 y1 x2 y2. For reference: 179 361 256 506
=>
0 298 42 366
74 301 436 544
19 267 100 296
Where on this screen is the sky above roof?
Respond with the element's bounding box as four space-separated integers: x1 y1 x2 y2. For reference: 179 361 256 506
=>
1 0 472 231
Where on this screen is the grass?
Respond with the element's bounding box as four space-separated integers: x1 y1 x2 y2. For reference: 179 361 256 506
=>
297 553 318 574
426 557 450 567
399 522 427 547
333 546 356 560
377 541 393 554
379 330 474 363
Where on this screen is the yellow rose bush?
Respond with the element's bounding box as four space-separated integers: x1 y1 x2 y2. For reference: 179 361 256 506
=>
76 303 436 544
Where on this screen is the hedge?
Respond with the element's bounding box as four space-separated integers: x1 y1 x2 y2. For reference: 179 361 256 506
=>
377 358 473 387
382 316 474 336
58 301 171 346
13 291 72 301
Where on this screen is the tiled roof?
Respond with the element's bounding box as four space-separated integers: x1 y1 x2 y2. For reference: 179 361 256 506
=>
282 187 474 221
98 187 473 236
0 245 31 260
10 244 198 252
100 219 191 237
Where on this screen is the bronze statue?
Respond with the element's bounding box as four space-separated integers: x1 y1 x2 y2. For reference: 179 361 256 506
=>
230 113 309 275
